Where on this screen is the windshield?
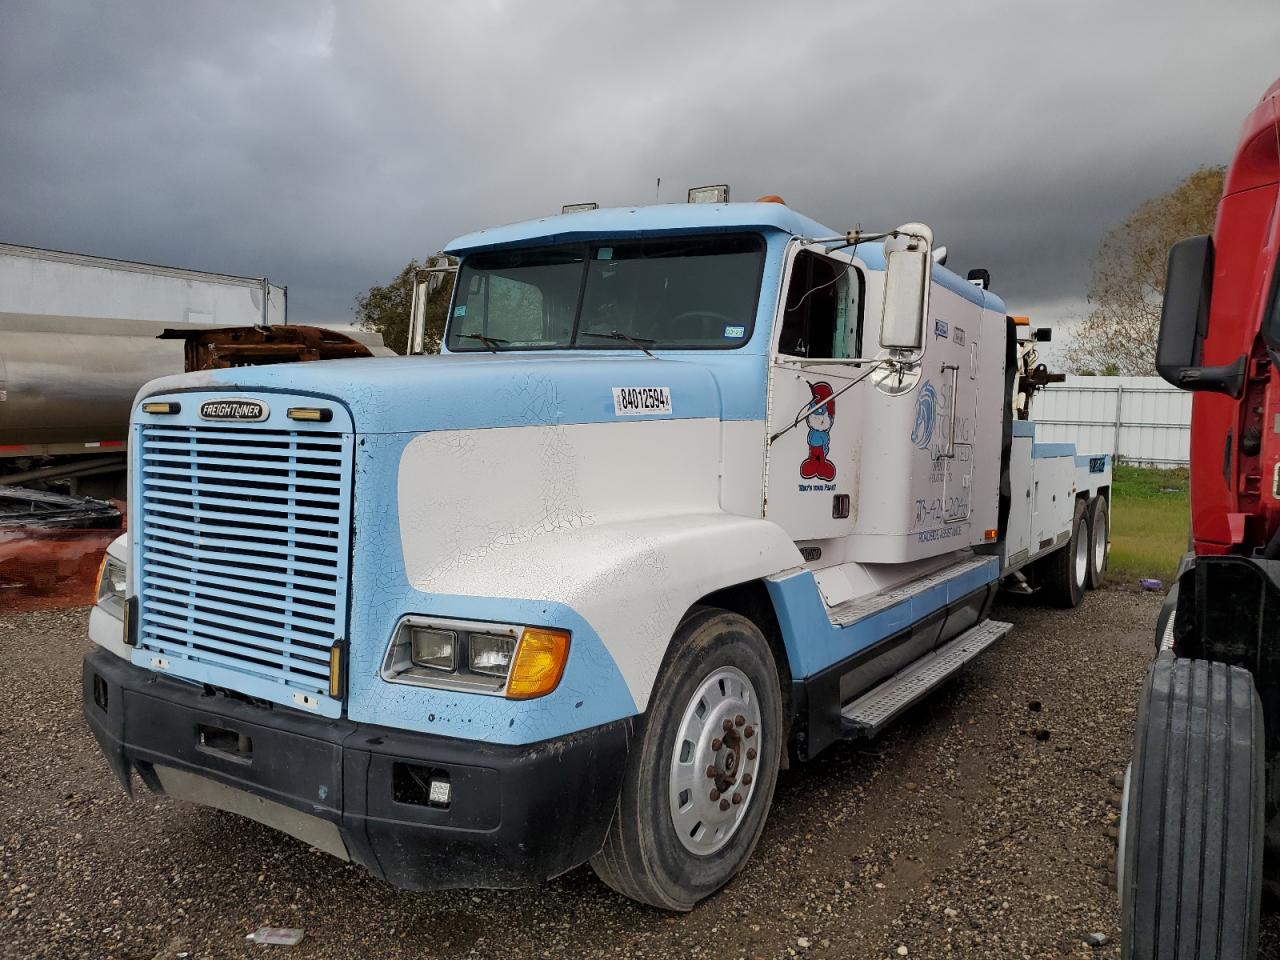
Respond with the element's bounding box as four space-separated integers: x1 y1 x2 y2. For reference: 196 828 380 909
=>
445 234 765 351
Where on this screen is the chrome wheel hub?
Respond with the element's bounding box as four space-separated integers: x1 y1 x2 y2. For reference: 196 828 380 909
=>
668 666 762 855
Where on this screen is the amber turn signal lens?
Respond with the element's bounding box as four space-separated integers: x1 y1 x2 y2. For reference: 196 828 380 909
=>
505 628 570 700
142 401 180 414
329 644 343 698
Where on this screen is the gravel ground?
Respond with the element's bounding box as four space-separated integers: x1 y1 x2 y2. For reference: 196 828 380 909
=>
1 590 1275 960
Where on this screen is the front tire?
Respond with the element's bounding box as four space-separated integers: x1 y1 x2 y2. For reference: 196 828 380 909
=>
1120 657 1264 960
590 608 783 910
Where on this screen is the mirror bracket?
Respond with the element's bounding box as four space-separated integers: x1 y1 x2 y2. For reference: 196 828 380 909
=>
1171 355 1247 398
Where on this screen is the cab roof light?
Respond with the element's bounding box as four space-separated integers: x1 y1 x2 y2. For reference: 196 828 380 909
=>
287 407 333 422
1012 315 1031 327
688 184 729 204
142 401 180 415
562 202 599 214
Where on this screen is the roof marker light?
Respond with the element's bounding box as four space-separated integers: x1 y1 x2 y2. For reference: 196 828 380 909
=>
562 202 599 214
688 184 729 204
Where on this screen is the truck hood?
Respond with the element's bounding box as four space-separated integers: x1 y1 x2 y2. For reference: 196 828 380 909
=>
135 353 730 433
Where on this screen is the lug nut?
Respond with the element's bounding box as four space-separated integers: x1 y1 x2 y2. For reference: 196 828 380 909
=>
744 725 755 739
706 764 718 779
710 788 720 801
742 773 753 785
722 718 734 732
747 747 757 760
735 715 745 727
732 792 743 805
719 798 730 811
711 737 722 751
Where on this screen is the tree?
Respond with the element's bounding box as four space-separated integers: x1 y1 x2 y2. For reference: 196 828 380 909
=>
1069 166 1225 376
355 254 455 355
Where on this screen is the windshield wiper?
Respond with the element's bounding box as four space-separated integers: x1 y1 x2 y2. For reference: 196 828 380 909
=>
457 333 508 353
580 330 657 358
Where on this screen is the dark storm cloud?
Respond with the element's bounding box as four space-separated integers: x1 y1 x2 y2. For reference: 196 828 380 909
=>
2 0 1277 347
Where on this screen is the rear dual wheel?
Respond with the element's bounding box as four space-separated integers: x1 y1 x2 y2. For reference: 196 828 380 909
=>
1087 495 1109 589
1044 496 1108 606
591 608 783 910
1044 498 1089 607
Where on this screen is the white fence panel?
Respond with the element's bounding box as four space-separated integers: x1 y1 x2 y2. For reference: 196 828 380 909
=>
1032 376 1191 468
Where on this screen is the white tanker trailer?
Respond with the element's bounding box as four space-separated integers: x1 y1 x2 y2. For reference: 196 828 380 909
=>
0 243 386 499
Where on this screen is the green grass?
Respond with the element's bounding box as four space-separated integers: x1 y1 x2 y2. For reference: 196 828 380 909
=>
1107 464 1189 582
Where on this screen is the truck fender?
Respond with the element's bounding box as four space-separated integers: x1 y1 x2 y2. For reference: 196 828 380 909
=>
403 512 803 712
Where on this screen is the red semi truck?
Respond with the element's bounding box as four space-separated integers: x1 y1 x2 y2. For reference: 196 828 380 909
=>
1122 77 1280 959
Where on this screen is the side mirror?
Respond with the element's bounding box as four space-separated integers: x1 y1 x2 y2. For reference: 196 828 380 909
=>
1156 234 1244 397
879 223 933 351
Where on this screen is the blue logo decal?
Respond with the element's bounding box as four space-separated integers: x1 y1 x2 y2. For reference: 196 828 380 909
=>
934 319 949 339
912 381 937 450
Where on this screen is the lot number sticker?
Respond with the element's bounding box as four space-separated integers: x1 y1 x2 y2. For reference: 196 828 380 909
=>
612 386 672 416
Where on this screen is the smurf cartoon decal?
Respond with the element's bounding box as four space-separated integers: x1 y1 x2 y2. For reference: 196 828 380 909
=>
800 381 837 481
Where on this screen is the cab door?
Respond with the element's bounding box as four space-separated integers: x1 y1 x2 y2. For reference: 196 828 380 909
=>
764 243 867 542
931 294 982 525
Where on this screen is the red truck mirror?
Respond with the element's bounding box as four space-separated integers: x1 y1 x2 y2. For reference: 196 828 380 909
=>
1156 234 1245 397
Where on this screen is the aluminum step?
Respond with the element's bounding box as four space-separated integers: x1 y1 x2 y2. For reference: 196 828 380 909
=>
827 556 996 628
840 618 1013 737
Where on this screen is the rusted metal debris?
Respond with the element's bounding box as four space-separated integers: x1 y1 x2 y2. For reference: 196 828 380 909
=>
0 487 123 610
158 324 375 372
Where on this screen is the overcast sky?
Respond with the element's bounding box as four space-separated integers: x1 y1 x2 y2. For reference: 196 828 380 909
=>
2 1 1277 355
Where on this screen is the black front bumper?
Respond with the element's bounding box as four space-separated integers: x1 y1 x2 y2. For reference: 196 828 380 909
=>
82 648 631 890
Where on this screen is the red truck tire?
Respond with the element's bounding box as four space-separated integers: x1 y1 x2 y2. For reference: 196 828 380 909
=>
1120 657 1264 960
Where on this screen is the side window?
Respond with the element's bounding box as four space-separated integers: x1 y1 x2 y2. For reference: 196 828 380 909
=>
777 251 862 359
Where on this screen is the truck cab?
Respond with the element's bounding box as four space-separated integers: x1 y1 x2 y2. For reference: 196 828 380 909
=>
83 197 1110 909
1121 79 1280 960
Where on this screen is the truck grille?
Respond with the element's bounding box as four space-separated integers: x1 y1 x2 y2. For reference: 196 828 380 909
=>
135 421 352 710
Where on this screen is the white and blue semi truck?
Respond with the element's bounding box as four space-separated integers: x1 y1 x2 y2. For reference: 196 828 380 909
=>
83 197 1111 909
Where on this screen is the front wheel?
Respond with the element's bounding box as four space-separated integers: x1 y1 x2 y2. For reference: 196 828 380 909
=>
1120 657 1264 959
590 608 783 910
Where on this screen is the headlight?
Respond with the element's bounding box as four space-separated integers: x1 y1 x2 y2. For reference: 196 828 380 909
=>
381 617 570 699
409 627 456 672
468 633 516 677
96 554 127 619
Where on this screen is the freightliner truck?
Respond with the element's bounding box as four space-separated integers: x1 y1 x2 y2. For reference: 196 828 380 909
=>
82 195 1111 909
1120 78 1280 959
